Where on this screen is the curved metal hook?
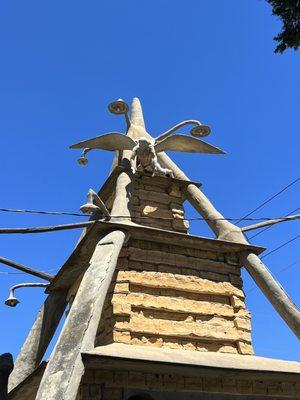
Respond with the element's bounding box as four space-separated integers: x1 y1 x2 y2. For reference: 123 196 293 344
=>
4 283 49 307
155 120 209 142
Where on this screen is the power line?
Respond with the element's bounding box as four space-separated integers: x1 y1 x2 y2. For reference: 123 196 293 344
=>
0 269 58 275
1 207 300 222
236 177 300 224
0 208 85 217
248 206 300 239
261 234 300 260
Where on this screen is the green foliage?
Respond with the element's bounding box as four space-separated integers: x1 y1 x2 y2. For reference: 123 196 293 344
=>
267 0 300 53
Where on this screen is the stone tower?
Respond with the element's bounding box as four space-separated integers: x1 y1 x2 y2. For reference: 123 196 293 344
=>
8 99 300 400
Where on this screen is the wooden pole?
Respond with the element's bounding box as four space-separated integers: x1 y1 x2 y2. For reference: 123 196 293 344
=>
8 290 67 391
35 229 128 400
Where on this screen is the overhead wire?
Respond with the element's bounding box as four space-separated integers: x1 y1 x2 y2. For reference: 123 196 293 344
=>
1 206 300 222
235 177 300 224
247 206 300 240
260 234 300 260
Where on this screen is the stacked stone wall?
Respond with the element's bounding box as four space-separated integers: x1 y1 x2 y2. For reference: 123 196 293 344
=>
131 174 189 232
78 369 300 399
96 238 253 355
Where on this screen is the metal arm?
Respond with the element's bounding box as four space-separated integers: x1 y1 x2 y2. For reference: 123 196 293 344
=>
155 119 210 142
242 214 300 232
5 283 49 307
0 256 54 281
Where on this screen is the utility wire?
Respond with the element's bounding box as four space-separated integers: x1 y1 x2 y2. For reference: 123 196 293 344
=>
236 177 300 224
0 268 58 275
261 234 300 260
0 207 300 222
248 206 300 240
0 208 85 217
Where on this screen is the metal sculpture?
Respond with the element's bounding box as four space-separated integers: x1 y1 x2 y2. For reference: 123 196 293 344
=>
70 132 224 176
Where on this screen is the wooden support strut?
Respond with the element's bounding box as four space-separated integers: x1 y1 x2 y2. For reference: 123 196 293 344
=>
34 229 128 400
8 290 68 392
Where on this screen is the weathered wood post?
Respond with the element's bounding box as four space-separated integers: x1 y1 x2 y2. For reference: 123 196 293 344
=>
8 290 67 391
35 229 128 400
0 353 13 400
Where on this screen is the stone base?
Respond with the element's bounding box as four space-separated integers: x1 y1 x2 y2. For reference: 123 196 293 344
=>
96 237 253 355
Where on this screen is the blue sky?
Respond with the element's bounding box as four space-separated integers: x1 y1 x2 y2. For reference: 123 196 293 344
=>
0 1 299 361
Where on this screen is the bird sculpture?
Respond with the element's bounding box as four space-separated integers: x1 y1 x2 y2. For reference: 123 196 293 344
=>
70 114 225 177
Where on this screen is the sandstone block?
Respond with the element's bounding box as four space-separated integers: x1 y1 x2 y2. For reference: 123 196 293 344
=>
167 183 182 198
172 218 189 232
113 282 129 293
126 292 236 317
234 317 251 331
141 206 173 220
138 189 171 204
113 330 131 344
117 270 245 297
116 313 251 342
237 341 254 355
230 295 245 309
112 302 131 316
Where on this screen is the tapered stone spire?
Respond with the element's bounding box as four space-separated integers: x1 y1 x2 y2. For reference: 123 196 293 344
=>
130 97 145 128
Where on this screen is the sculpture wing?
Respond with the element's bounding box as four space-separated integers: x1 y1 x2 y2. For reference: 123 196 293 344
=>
154 135 225 154
70 133 136 151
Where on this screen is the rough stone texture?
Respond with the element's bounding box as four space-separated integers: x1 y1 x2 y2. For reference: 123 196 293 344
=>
95 237 253 355
77 368 300 399
131 173 189 232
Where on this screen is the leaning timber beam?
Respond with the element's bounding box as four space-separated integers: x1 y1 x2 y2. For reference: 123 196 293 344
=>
8 290 67 391
35 229 128 400
157 151 300 339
